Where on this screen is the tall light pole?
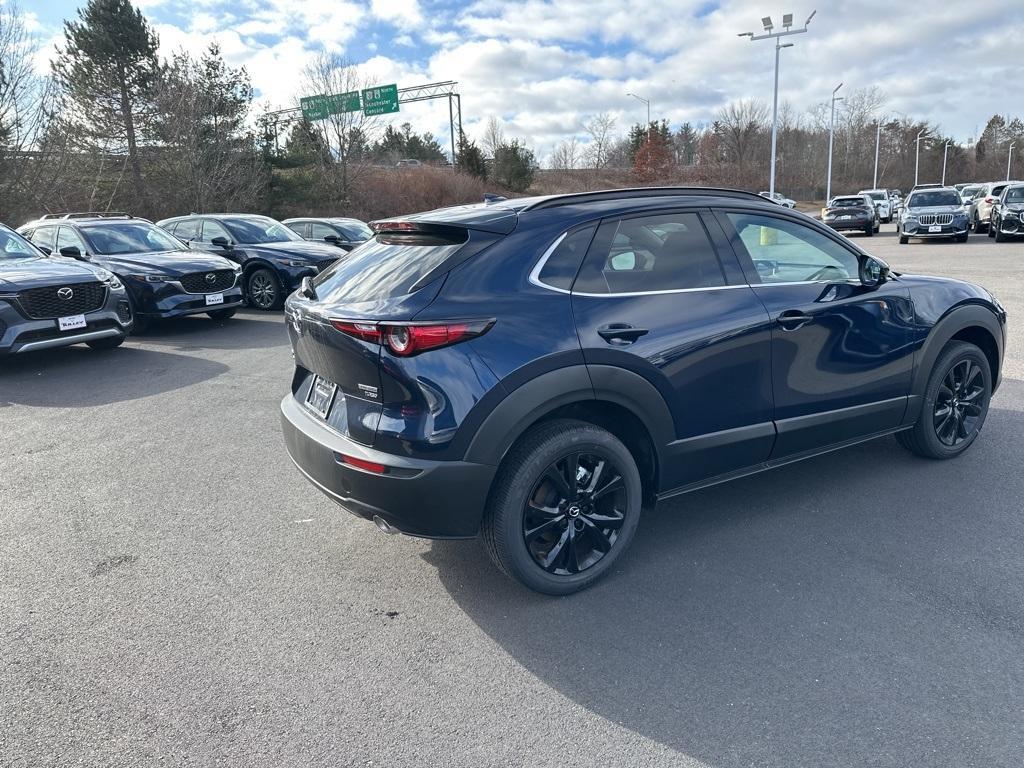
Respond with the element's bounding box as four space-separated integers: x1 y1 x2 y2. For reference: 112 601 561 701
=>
914 129 926 186
941 140 951 186
627 92 651 138
825 82 843 203
1008 142 1017 181
739 10 816 197
872 121 881 190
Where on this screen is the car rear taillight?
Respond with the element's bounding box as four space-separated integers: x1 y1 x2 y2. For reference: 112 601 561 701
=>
985 197 995 204
330 318 494 356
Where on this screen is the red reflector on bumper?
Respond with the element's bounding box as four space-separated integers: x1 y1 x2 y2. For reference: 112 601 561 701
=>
337 453 387 474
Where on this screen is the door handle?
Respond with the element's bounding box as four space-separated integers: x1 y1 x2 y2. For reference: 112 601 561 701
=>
777 310 814 330
597 323 649 343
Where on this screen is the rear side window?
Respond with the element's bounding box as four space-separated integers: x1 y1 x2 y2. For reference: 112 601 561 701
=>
573 212 727 294
313 234 467 303
172 219 200 240
30 226 57 252
535 224 596 291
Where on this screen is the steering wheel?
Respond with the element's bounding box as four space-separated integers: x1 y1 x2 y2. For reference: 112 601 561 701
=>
805 265 847 282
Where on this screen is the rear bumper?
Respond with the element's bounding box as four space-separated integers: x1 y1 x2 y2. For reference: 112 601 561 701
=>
280 394 495 538
825 218 872 231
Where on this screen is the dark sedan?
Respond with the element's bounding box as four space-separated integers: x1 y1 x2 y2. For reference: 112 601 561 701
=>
157 214 342 310
989 183 1024 242
282 217 372 251
822 195 879 236
0 223 131 355
19 214 243 333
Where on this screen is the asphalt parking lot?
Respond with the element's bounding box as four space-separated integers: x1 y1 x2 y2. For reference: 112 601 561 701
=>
2 224 1023 768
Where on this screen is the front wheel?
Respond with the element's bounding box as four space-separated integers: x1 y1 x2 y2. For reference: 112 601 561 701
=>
994 223 1006 242
481 420 643 595
896 341 991 459
246 268 283 311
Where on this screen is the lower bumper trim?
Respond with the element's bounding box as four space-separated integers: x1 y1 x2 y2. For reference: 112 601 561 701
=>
14 327 122 353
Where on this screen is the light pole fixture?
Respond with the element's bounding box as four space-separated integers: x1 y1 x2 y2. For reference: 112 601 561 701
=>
626 92 651 138
1008 142 1017 181
914 129 927 186
873 121 882 190
941 140 952 186
825 82 843 203
738 9 816 197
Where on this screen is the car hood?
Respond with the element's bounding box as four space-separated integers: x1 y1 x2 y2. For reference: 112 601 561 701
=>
0 255 112 289
906 205 966 214
95 249 238 276
240 241 342 262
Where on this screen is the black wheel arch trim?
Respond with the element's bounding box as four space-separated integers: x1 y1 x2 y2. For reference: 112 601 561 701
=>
910 302 1003 408
463 363 674 474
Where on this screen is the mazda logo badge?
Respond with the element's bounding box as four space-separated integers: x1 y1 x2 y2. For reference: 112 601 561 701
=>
205 272 217 284
57 287 74 300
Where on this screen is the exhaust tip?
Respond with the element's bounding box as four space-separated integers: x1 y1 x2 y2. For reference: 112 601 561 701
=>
372 515 399 535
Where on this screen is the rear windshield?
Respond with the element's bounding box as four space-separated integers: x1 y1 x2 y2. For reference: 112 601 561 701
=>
313 235 466 303
831 197 866 207
863 191 886 201
907 191 961 207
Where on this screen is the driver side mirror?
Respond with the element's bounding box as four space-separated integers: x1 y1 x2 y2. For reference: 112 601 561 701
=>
860 256 890 287
59 245 87 260
210 236 231 248
323 234 341 244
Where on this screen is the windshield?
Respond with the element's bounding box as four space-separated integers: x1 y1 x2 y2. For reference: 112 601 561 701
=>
0 225 42 260
223 216 302 244
337 221 373 240
830 198 866 207
907 191 962 208
80 222 187 255
863 191 887 201
1005 187 1024 203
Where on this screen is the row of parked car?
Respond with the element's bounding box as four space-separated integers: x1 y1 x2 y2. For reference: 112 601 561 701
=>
820 181 1024 244
0 212 372 356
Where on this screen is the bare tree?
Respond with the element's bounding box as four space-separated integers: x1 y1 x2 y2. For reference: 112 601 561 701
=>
481 116 505 159
302 53 380 207
549 136 581 170
715 98 769 170
582 112 616 169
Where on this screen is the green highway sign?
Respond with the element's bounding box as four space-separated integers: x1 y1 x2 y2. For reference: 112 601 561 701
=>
362 84 399 116
300 90 362 121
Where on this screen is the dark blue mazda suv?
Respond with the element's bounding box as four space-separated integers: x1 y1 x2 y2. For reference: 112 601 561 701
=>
19 214 243 333
280 188 1006 595
156 214 342 311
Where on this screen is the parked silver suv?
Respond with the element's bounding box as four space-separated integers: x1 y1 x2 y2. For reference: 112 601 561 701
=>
897 187 970 244
968 181 1019 233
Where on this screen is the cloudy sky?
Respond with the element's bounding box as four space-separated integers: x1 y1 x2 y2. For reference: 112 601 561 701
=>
22 0 1024 160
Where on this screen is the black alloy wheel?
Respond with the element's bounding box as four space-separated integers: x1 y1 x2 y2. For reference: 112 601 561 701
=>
481 419 642 595
247 268 282 310
897 341 991 459
523 451 627 576
932 359 986 447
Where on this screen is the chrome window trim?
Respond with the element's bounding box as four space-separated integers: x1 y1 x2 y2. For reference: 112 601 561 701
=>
530 230 860 297
528 232 570 294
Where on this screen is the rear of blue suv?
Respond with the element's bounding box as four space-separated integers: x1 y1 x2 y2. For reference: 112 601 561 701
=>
282 188 1005 595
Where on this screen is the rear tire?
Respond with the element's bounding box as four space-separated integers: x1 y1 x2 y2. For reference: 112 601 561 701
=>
864 223 874 236
896 341 991 460
86 334 126 350
207 308 237 321
481 419 643 595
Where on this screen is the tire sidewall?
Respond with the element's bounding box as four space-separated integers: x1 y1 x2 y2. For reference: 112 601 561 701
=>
494 425 642 595
247 268 282 310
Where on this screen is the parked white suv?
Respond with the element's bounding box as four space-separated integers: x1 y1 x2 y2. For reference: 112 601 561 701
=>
858 189 892 223
758 191 796 208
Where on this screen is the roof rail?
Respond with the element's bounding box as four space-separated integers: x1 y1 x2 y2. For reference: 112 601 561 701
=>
39 211 133 220
521 187 768 212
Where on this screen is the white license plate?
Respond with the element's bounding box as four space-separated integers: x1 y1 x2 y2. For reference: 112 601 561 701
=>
58 314 86 331
929 225 942 233
305 375 338 419
205 293 224 306
840 215 851 220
